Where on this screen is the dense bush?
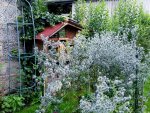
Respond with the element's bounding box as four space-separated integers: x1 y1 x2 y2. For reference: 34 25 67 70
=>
20 54 40 105
112 0 150 53
74 0 150 53
112 0 140 33
80 76 132 113
73 33 149 113
0 96 2 110
74 0 110 36
1 95 24 113
138 12 150 53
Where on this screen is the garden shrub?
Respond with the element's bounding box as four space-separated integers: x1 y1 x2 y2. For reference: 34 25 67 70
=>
74 0 150 54
74 0 110 36
14 53 40 105
80 76 132 113
35 30 149 112
138 12 150 53
1 95 24 113
0 96 2 111
144 74 150 112
87 1 110 35
73 33 149 113
112 0 140 33
112 0 150 54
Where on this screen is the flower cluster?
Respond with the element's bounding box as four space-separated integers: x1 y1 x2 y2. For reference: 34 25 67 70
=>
80 76 132 113
36 35 71 112
78 33 142 75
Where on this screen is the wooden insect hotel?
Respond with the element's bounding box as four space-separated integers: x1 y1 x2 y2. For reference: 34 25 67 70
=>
36 19 82 51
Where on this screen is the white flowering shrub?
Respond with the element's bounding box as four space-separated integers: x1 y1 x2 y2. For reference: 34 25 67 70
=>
80 76 132 113
88 33 142 76
71 32 143 78
35 35 71 113
34 30 149 112
71 32 149 112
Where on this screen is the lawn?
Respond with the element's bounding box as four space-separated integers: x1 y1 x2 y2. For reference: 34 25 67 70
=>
18 83 88 113
144 75 150 113
17 104 39 113
18 90 81 113
17 76 150 113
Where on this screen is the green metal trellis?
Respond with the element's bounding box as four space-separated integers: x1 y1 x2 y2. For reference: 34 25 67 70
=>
6 0 37 95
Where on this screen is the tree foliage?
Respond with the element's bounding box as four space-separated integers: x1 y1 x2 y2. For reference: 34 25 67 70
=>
74 0 150 53
74 0 110 36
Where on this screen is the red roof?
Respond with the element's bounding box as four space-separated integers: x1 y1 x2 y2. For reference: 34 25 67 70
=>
36 19 82 40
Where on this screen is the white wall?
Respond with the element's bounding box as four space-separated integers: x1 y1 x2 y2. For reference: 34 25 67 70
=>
105 0 150 15
141 0 150 14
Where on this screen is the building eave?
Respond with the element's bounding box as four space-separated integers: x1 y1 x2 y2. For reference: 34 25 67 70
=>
46 0 74 5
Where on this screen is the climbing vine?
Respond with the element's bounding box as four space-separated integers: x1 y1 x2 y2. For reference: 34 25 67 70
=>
18 0 64 41
15 0 64 105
